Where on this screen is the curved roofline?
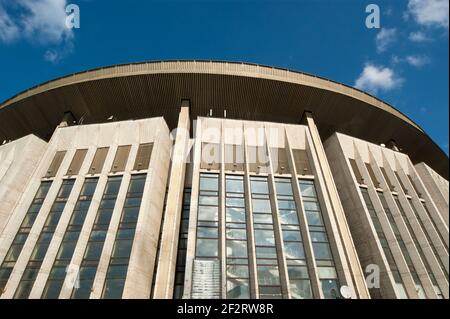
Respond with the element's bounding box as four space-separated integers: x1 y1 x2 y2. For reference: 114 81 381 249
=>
0 59 424 134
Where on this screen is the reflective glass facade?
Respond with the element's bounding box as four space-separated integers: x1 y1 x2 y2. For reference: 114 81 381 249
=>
102 174 146 299
0 182 52 292
42 178 99 299
14 179 75 299
71 176 122 299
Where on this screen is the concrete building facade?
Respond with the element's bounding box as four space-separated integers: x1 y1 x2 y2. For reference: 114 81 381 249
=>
0 61 447 299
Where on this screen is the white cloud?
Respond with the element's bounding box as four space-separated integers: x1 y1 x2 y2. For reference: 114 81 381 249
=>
407 0 449 28
355 64 403 94
375 28 397 53
392 54 431 67
391 55 401 64
408 31 430 42
0 3 19 42
405 55 430 67
44 49 59 63
18 0 73 44
0 0 74 62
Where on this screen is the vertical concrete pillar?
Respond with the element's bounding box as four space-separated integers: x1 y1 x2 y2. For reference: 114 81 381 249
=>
264 126 291 299
355 153 418 299
153 101 190 299
243 127 259 299
415 163 448 227
182 118 201 299
302 112 370 299
368 151 436 298
385 158 449 298
219 123 226 298
285 131 323 299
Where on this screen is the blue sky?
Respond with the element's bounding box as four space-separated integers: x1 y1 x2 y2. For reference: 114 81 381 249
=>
0 0 448 153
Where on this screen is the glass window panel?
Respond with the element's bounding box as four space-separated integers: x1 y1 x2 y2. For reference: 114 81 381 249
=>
196 238 218 257
90 230 107 241
51 202 66 212
197 227 219 238
255 229 275 246
198 196 218 206
252 199 271 213
74 201 91 212
256 247 278 259
81 181 98 196
106 265 128 279
313 243 332 260
227 241 248 258
42 280 64 299
226 229 247 240
100 199 116 209
95 209 113 225
259 286 282 299
56 242 76 260
310 232 328 242
105 181 121 195
288 266 309 279
22 268 39 280
299 183 316 197
58 182 74 198
275 181 293 195
227 278 250 299
45 213 61 227
226 265 249 278
227 258 249 265
21 214 37 228
121 207 140 224
226 207 246 223
14 282 34 299
36 185 51 199
278 201 296 210
318 267 338 279
5 245 23 261
31 243 49 260
79 266 97 279
321 279 340 299
28 204 42 213
129 177 145 194
84 242 104 259
198 205 218 221
303 201 320 211
124 198 141 207
257 266 280 285
102 279 125 299
306 210 323 226
49 266 67 279
279 210 299 225
250 180 269 194
284 242 305 259
116 228 135 240
253 213 273 224
200 177 218 191
198 221 219 227
226 179 244 193
226 197 245 208
226 222 247 229
112 240 133 258
70 210 87 225
282 230 302 242
290 280 312 299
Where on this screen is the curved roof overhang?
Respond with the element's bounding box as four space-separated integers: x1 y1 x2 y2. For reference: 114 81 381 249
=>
0 60 447 178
